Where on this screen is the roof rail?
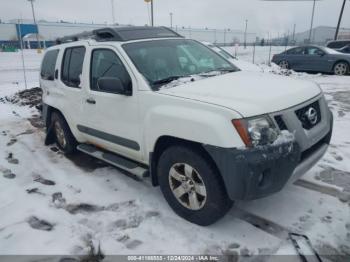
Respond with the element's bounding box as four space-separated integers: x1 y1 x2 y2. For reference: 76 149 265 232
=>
56 26 183 44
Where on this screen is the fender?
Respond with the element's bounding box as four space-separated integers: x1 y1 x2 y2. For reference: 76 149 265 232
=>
142 103 244 162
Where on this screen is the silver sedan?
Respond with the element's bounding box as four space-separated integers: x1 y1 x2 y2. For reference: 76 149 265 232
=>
272 46 350 76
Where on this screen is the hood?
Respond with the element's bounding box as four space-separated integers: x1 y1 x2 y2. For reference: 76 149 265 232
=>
229 59 263 72
158 71 321 117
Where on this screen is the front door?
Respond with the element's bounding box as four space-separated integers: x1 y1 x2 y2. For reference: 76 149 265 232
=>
303 47 330 72
80 46 142 161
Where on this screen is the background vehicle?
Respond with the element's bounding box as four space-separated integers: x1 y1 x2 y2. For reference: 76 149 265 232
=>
339 44 350 54
202 42 262 72
272 45 350 75
41 27 333 226
326 40 350 50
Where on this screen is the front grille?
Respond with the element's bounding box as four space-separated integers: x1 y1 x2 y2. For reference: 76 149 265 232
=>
295 101 321 130
274 115 288 130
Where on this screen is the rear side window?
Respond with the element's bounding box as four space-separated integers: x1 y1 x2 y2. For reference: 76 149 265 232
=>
41 50 59 81
286 47 304 55
90 49 132 92
61 46 86 88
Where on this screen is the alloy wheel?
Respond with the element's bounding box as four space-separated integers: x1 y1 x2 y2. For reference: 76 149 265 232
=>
168 163 207 210
279 60 289 69
334 63 348 76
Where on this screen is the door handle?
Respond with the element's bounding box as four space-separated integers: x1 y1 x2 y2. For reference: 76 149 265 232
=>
86 98 96 105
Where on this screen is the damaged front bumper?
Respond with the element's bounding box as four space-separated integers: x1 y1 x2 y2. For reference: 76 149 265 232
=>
204 141 301 200
204 113 333 201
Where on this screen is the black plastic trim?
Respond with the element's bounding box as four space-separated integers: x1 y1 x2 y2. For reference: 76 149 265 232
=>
77 125 140 151
102 152 139 169
204 141 301 201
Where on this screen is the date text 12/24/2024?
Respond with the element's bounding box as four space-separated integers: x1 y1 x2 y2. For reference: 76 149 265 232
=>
127 255 220 261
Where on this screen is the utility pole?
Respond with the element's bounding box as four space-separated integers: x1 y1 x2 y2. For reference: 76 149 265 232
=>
111 0 116 24
244 19 248 49
151 0 154 26
224 29 227 46
335 0 347 40
18 19 28 89
170 12 173 28
292 23 296 43
27 0 41 49
308 0 316 43
261 0 321 44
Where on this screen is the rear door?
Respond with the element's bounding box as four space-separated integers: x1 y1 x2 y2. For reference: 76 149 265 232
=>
80 45 142 161
55 44 87 138
284 47 306 70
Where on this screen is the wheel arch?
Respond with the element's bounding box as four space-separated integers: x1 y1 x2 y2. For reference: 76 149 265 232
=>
333 60 350 70
43 104 62 129
43 104 71 145
150 135 222 188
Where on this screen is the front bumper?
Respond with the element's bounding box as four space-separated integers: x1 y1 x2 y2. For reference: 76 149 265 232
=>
204 111 333 201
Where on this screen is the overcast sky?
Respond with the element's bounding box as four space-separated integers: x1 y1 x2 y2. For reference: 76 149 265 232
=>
1 0 349 37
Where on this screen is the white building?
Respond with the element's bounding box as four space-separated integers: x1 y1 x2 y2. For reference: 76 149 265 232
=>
0 20 256 47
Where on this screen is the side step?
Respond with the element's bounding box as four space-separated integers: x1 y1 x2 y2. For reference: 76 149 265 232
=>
77 144 149 179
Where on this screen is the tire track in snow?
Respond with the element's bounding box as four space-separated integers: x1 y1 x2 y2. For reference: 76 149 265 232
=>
294 179 341 198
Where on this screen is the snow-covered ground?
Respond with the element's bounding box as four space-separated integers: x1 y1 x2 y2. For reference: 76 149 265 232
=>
0 49 349 260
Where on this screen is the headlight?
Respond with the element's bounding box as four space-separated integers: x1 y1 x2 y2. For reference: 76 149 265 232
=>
232 116 279 147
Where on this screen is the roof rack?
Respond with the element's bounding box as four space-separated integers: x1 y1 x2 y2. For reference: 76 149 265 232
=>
56 26 183 44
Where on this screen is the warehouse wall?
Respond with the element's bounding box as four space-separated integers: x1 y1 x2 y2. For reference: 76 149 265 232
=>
0 21 255 47
0 23 17 41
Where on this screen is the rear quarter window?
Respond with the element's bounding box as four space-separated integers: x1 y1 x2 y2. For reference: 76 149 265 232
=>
41 50 59 81
61 46 86 88
286 47 304 55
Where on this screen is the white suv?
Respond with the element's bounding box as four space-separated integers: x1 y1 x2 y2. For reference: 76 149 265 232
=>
40 26 333 225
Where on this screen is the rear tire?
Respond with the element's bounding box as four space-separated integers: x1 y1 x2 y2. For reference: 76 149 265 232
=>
51 112 77 154
278 60 289 70
158 145 233 226
333 62 349 76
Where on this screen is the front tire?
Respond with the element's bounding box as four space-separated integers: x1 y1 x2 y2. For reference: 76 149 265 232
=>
333 62 349 76
51 112 77 154
158 145 233 226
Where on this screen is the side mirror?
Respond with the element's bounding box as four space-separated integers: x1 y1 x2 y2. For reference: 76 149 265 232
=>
97 77 131 96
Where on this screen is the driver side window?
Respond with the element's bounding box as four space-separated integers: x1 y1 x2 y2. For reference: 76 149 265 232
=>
90 49 132 93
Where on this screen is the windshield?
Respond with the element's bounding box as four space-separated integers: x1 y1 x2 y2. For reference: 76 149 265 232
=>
214 46 235 60
123 39 237 88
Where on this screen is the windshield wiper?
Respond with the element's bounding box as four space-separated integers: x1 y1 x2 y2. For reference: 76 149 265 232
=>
152 75 187 86
203 68 236 74
199 68 236 77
